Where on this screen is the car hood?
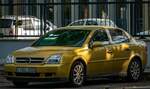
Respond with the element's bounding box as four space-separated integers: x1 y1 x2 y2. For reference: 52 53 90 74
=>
13 46 81 58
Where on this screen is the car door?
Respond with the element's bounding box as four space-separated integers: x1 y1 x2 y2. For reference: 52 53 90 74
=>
108 28 132 73
87 30 114 77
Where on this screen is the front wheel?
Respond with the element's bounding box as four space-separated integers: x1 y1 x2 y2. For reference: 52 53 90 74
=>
127 59 142 81
70 61 85 87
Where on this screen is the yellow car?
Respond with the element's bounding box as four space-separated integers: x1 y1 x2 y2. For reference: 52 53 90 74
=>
4 26 147 87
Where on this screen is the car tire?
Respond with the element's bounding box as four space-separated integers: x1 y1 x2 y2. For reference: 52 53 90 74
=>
127 59 142 81
13 81 28 87
70 61 85 87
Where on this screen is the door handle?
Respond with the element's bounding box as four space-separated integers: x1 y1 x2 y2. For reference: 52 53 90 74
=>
107 49 113 54
125 48 131 51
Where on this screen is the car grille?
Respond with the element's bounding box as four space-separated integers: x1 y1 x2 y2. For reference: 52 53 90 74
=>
15 57 44 64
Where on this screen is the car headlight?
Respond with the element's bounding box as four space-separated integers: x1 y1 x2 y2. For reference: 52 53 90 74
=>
6 55 15 64
46 54 62 64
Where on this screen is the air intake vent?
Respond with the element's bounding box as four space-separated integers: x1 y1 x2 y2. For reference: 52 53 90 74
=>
16 57 44 64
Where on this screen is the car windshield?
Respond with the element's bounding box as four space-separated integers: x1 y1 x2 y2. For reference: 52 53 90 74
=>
0 19 14 28
32 29 91 47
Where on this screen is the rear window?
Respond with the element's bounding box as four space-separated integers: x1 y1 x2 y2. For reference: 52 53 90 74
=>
0 19 14 28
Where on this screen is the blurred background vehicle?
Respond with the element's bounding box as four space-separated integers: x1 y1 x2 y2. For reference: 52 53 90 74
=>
0 18 16 36
0 15 57 36
135 30 150 39
136 30 149 36
68 18 117 27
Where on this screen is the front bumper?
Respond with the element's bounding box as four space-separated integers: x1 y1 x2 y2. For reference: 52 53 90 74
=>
4 63 70 82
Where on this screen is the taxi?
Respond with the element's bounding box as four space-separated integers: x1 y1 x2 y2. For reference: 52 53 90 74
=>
4 26 147 87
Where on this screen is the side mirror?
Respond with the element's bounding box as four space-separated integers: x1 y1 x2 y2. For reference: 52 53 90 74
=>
92 41 103 48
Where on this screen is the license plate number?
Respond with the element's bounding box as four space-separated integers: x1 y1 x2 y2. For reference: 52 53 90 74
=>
16 67 36 73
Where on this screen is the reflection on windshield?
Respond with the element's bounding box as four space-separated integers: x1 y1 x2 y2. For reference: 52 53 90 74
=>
32 29 90 47
0 19 14 28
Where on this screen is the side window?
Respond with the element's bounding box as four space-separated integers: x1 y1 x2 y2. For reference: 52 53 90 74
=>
86 20 98 25
21 20 34 30
109 29 129 43
92 30 109 45
70 21 84 26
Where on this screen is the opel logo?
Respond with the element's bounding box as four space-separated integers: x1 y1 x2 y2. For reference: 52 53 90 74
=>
24 58 31 63
29 58 31 64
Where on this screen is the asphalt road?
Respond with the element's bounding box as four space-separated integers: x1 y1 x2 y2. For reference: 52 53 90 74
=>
1 76 150 89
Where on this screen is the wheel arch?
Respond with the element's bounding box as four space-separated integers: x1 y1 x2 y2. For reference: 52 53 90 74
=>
121 54 143 77
125 55 143 75
126 55 143 81
69 56 87 77
129 55 142 69
68 57 87 86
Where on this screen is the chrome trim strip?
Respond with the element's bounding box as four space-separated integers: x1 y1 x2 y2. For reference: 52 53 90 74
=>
88 57 129 63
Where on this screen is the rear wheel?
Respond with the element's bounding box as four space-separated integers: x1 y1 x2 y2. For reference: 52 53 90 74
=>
70 61 85 87
13 81 28 87
127 59 142 81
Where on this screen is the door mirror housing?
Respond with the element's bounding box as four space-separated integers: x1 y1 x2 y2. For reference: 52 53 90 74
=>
92 41 103 48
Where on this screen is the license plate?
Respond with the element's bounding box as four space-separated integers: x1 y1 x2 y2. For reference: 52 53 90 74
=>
16 67 36 73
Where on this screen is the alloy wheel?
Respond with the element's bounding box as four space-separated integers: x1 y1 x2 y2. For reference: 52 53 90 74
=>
70 61 85 86
128 59 142 81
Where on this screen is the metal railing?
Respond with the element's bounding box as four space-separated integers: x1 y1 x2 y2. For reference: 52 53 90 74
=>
0 1 149 38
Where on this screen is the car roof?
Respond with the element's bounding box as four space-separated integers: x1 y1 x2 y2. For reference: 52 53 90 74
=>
68 18 117 27
69 18 115 24
57 26 117 31
0 18 14 21
1 15 39 20
74 18 113 21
